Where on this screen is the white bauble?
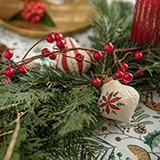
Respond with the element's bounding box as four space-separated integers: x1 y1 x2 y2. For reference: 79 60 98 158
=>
98 80 140 123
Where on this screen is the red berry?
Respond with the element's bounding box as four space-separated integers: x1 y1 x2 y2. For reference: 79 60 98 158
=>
46 34 55 43
31 15 41 23
4 68 15 77
49 53 57 60
75 53 84 62
31 9 36 14
31 2 39 9
122 72 133 84
54 33 64 42
40 3 46 9
36 9 44 16
104 43 114 53
114 70 124 80
139 71 145 76
91 78 102 88
41 48 50 56
133 51 143 60
3 50 13 60
138 67 145 76
18 65 28 74
93 51 103 61
119 62 128 73
56 40 66 49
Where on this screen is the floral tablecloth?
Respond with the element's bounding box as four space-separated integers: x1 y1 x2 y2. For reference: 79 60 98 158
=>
0 27 160 160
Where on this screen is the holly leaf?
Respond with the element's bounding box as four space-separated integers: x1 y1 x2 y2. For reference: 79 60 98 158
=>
144 131 160 151
40 11 56 27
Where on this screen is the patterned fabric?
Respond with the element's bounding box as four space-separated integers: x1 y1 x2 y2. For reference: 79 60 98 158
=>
98 91 160 160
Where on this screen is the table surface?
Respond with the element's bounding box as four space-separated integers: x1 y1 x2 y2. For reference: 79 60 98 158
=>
0 23 160 160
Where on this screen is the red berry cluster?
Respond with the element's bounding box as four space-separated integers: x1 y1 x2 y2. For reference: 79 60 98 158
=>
92 43 114 87
41 33 67 60
93 43 114 62
1 50 28 83
114 62 133 84
21 0 46 23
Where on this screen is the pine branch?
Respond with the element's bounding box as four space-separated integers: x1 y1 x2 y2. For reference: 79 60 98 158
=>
0 64 106 160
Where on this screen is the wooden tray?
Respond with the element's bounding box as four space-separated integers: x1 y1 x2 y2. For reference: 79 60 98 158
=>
0 0 93 38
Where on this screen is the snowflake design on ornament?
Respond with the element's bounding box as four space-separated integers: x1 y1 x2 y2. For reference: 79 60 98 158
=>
99 92 123 114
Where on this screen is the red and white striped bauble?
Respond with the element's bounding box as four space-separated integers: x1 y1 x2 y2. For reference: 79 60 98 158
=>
56 37 92 76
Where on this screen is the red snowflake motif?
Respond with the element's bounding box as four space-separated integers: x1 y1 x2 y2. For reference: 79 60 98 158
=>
99 92 122 114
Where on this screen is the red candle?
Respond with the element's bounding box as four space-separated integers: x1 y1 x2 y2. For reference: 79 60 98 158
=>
131 0 159 43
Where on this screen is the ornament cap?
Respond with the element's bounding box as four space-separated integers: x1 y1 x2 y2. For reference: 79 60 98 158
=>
103 76 113 84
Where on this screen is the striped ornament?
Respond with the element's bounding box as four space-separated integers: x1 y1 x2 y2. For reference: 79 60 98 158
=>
131 0 160 44
56 37 92 76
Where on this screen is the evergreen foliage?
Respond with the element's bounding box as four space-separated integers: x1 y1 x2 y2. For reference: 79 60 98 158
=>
0 64 107 160
0 0 160 159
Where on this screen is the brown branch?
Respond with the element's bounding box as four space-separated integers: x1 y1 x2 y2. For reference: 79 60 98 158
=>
22 38 44 60
3 110 20 160
0 47 101 74
114 47 139 53
101 54 107 80
22 32 56 60
0 43 139 75
3 110 27 160
0 130 14 137
120 51 132 62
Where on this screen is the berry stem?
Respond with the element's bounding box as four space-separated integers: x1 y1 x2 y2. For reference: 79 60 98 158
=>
119 51 132 62
101 54 107 80
22 32 56 60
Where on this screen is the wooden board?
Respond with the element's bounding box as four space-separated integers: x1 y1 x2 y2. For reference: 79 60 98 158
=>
0 0 93 37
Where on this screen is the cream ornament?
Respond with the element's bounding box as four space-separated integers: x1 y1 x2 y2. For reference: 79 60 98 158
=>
56 37 92 76
98 80 140 123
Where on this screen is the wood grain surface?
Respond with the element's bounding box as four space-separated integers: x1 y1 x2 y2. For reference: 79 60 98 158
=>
0 0 94 37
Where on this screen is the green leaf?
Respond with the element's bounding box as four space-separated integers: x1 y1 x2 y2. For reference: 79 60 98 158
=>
136 114 150 122
139 121 153 126
132 109 145 118
152 116 160 119
113 91 119 97
117 102 123 107
40 11 56 27
144 131 160 151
